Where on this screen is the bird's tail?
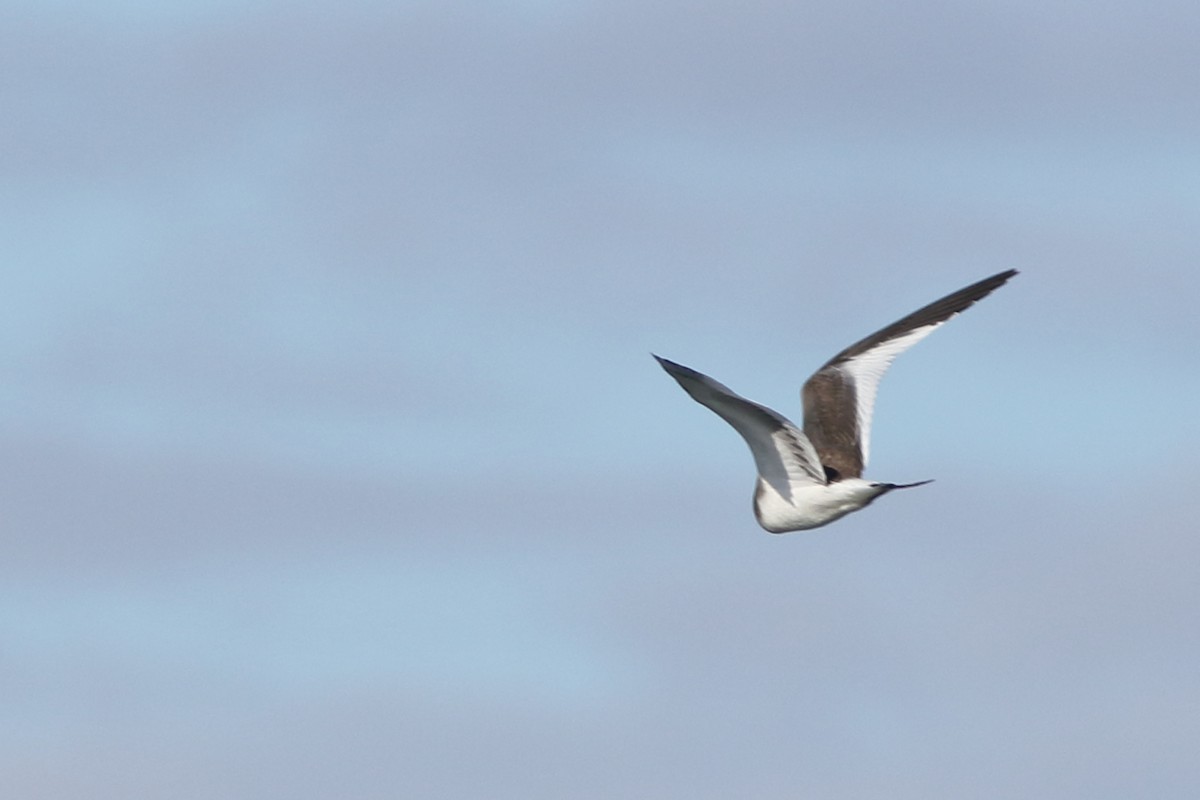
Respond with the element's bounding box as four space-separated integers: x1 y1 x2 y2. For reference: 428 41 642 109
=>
884 479 934 491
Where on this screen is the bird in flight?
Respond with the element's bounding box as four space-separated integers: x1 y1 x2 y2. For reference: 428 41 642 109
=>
655 269 1016 532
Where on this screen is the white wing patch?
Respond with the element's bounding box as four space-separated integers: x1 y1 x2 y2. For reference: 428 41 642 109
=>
750 417 827 500
835 322 942 468
654 357 825 499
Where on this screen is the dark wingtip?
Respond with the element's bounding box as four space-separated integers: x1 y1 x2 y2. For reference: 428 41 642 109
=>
975 268 1018 295
653 354 684 372
968 269 1018 297
818 270 1018 371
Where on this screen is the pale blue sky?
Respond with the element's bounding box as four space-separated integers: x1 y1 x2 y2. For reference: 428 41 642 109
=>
4 1 1200 797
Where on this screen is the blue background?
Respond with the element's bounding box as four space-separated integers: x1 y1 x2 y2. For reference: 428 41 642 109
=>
5 1 1199 797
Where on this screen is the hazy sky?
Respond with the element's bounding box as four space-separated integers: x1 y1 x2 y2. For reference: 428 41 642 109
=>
5 1 1200 797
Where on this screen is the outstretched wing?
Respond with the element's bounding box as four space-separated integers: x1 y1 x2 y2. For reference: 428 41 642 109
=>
655 356 826 501
801 269 1017 479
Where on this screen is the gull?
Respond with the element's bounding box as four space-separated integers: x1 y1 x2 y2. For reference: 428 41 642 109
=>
655 269 1016 532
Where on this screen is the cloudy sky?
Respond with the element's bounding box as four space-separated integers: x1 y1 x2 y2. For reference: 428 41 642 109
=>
5 1 1200 797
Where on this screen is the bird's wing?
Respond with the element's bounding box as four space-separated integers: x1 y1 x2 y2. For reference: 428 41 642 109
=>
801 269 1017 479
655 356 826 500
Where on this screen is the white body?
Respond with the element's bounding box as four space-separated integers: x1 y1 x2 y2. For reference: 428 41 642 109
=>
753 477 891 532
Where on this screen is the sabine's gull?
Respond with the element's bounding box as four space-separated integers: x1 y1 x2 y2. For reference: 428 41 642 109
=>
655 269 1016 532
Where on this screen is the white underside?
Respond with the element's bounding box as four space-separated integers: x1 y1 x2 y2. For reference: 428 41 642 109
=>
755 478 889 532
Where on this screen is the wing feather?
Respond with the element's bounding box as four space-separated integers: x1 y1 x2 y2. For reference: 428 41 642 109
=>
654 356 826 499
802 269 1017 477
